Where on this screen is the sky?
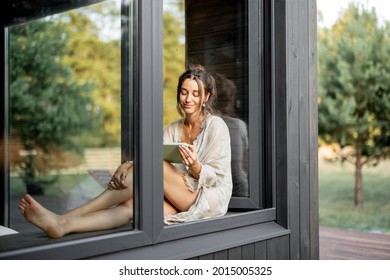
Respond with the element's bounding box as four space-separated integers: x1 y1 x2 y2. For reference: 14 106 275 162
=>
317 0 390 27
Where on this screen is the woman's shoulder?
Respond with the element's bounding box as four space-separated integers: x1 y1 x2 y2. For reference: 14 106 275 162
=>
205 114 229 132
206 114 225 125
165 119 183 129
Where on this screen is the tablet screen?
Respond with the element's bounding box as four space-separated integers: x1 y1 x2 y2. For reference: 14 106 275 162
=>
163 143 189 163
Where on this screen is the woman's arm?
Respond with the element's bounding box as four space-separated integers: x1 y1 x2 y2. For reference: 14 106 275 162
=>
186 116 231 188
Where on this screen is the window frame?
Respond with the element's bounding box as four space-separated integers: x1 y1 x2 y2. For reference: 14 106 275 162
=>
0 0 281 259
228 0 265 210
155 0 275 243
0 0 156 259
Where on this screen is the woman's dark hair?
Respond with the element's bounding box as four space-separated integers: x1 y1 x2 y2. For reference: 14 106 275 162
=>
176 65 217 118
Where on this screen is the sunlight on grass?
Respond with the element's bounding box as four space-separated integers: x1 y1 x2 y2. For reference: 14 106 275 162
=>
319 151 390 233
10 173 90 197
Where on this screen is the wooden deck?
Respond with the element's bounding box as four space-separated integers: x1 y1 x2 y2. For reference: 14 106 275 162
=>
320 227 390 260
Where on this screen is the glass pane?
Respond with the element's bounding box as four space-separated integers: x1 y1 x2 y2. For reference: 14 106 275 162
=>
8 0 134 236
163 0 249 197
163 0 186 126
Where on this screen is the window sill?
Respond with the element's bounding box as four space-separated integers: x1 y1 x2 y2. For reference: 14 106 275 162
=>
0 223 149 259
158 208 276 243
91 221 289 260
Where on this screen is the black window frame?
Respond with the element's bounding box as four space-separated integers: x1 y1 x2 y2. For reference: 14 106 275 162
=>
156 0 275 243
0 0 286 259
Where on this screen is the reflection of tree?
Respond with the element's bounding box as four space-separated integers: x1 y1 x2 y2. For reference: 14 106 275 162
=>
163 5 185 126
10 20 94 194
64 9 121 147
9 1 122 194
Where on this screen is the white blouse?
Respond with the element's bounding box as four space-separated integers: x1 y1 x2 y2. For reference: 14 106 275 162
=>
163 114 233 224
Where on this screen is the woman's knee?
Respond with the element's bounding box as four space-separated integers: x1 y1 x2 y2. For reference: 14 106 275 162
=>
119 199 133 220
121 198 133 208
164 199 178 216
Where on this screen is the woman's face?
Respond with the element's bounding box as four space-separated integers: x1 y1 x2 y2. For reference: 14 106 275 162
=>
179 78 204 116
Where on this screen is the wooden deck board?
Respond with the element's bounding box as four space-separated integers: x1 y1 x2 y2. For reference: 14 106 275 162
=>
320 227 390 260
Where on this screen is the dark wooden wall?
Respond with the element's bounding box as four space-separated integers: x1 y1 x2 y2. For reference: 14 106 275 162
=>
285 0 319 259
186 0 248 122
193 235 290 260
259 0 319 260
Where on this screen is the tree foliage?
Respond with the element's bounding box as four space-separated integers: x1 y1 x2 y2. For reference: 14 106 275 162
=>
10 19 95 193
318 3 390 207
9 1 122 193
9 0 188 194
163 4 185 126
63 8 121 147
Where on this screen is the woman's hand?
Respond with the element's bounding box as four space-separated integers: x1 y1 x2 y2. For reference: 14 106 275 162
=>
107 161 132 190
179 145 202 179
179 144 196 166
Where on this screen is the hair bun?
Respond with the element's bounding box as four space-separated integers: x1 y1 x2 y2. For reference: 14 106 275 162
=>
189 64 205 71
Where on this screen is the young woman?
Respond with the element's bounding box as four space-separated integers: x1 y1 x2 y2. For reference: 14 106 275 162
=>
18 65 232 237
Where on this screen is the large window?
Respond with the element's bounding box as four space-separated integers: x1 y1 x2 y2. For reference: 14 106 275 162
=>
1 0 274 259
4 0 135 235
163 0 265 209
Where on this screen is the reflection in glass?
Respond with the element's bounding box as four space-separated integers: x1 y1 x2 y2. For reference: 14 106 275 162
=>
163 0 186 126
7 0 131 234
163 0 249 197
214 74 249 196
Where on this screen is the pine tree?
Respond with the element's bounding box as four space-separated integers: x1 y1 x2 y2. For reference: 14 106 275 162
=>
318 3 390 208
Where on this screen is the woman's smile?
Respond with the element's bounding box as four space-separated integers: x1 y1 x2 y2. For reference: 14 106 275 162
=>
182 103 194 109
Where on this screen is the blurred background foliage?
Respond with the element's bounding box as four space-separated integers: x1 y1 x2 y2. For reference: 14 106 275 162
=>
63 9 121 147
318 3 390 231
9 0 186 193
163 0 185 126
9 16 96 193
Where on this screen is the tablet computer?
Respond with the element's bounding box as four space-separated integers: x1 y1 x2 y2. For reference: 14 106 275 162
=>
164 143 189 163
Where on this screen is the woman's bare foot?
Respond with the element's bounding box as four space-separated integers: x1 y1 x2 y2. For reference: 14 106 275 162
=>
18 194 66 238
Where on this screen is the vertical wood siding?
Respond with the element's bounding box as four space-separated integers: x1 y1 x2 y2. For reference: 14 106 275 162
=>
192 235 290 260
285 0 318 259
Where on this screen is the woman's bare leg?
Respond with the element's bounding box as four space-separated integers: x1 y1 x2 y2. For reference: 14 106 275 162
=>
60 199 133 236
163 161 199 212
18 162 196 238
63 166 133 218
19 194 65 238
19 194 133 238
63 187 132 218
164 199 178 216
18 165 134 238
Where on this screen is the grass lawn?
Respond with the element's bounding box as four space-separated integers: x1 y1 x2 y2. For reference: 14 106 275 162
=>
319 154 390 233
10 173 90 197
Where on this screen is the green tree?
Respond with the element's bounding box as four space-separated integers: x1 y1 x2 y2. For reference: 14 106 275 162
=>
10 20 94 194
163 4 185 126
63 8 121 147
318 4 390 208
